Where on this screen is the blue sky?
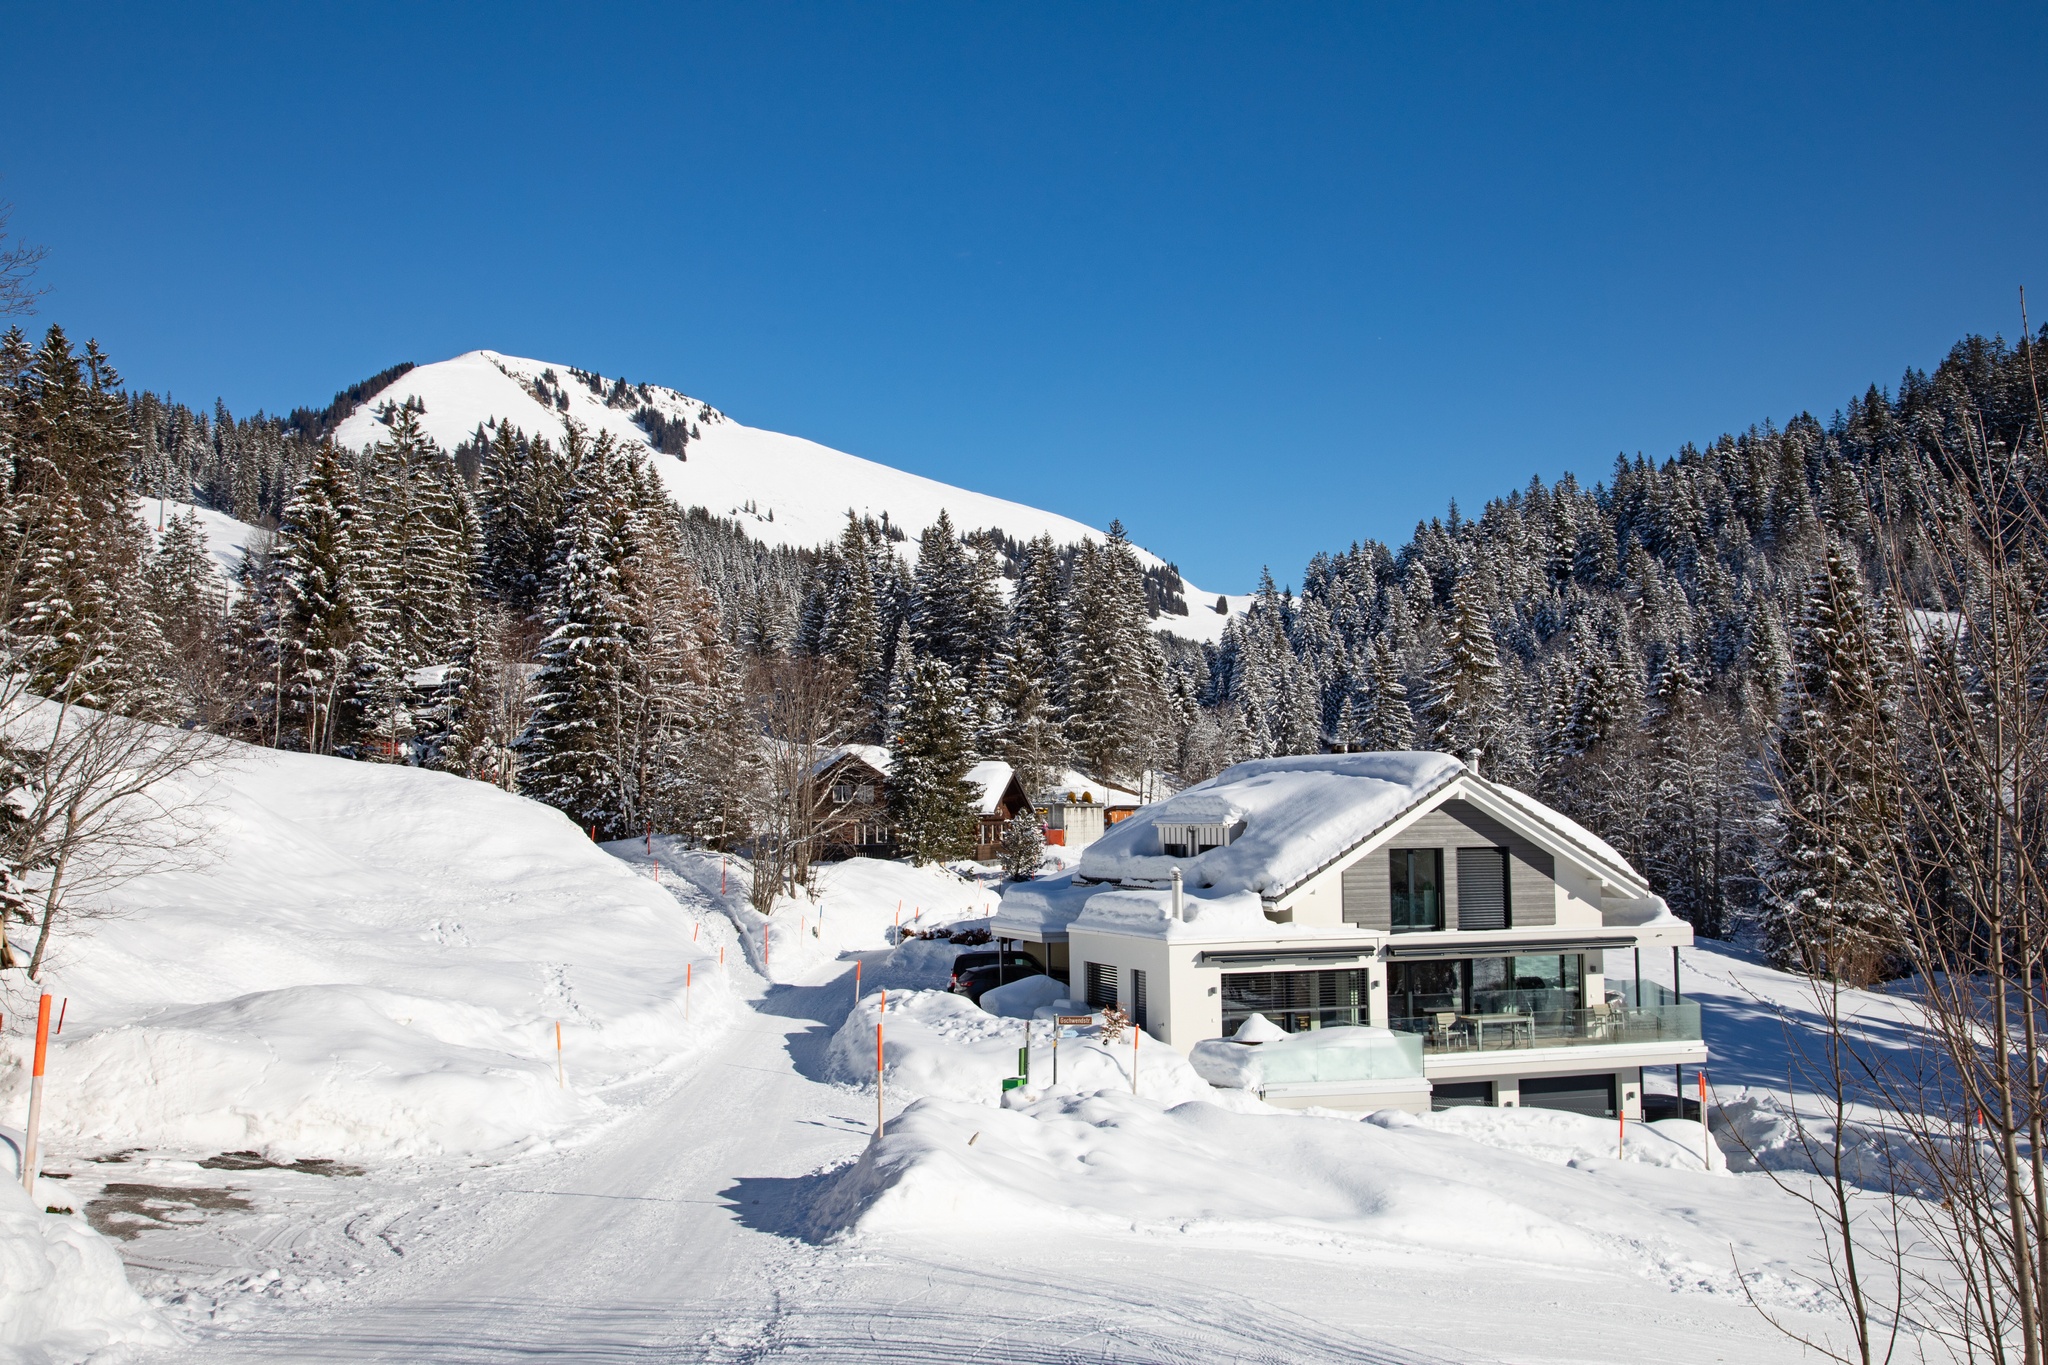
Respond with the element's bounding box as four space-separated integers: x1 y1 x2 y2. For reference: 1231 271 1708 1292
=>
4 3 2044 591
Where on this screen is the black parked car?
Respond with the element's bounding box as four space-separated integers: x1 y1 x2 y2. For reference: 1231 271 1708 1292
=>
948 949 1044 1002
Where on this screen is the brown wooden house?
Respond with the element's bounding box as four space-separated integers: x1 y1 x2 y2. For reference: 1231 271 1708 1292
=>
966 760 1035 861
812 745 898 860
809 747 1036 863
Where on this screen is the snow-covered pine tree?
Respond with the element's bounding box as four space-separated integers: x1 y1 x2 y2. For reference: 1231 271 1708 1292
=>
998 809 1046 881
908 509 976 670
144 508 229 719
887 656 978 864
819 513 885 737
1359 640 1413 750
996 532 1068 795
517 432 636 836
1061 524 1169 783
1764 540 1899 983
271 441 365 753
1420 574 1511 771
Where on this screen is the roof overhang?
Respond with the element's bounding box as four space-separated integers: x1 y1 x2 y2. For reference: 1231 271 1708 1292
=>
1197 945 1378 968
1382 935 1638 960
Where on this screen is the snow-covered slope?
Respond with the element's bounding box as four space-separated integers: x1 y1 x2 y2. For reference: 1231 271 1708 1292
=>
135 495 265 585
0 743 743 1163
331 351 1245 642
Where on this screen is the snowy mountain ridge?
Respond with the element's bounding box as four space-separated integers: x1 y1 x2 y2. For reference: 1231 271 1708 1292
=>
332 350 1245 642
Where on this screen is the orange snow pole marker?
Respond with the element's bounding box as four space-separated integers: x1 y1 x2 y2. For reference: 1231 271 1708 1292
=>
1700 1069 1711 1169
1132 1023 1140 1095
1618 1107 1625 1160
555 1021 564 1088
854 959 862 1009
692 921 699 942
685 962 693 1021
876 989 887 1138
21 993 50 1193
720 945 726 968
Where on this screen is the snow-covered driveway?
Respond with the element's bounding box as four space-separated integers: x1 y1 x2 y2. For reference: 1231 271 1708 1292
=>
160 950 1829 1365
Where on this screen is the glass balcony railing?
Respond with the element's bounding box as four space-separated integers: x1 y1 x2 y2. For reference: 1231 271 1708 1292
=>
1391 981 1700 1055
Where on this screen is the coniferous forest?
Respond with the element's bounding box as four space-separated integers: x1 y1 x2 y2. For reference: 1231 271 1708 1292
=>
5 317 2045 975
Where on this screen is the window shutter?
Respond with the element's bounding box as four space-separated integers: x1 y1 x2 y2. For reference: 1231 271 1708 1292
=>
1085 962 1120 1010
1456 847 1508 930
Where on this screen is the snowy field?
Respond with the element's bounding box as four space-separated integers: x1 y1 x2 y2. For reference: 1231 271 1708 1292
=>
0 745 1925 1363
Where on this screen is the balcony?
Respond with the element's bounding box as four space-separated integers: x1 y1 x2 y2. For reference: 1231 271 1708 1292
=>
1391 980 1700 1056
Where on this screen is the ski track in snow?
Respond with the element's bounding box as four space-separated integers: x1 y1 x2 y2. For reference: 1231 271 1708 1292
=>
93 940 1836 1365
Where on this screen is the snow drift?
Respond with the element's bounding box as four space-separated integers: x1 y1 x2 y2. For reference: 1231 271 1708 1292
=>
810 1090 1753 1290
0 745 740 1162
0 1177 167 1363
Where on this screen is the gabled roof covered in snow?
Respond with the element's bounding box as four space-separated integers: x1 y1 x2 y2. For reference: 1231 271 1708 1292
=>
810 744 892 781
964 760 1029 816
811 748 1028 817
1071 751 1648 903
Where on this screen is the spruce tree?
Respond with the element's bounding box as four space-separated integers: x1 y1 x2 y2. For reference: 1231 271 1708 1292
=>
1360 641 1414 749
1061 524 1168 782
1765 541 1899 982
888 656 978 865
517 434 636 835
999 810 1046 881
271 442 364 753
1420 575 1509 768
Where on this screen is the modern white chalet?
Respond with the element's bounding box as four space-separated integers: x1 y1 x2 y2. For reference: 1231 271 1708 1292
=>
993 752 1703 1118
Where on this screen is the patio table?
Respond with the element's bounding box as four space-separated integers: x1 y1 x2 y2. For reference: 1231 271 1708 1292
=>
1459 1012 1534 1049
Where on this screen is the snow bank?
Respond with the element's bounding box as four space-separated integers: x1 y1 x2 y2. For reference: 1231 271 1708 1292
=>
0 1178 168 1362
825 990 1217 1107
1075 751 1465 896
0 746 738 1162
811 1088 1757 1290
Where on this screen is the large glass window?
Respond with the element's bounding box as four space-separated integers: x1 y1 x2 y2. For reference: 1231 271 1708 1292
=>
1390 955 1585 1028
1389 849 1444 932
1222 969 1366 1035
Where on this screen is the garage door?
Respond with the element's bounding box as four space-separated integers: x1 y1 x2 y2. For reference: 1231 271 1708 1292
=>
1518 1073 1616 1119
1431 1080 1493 1111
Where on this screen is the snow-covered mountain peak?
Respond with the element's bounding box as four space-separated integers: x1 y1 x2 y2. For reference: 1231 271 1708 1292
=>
330 350 1244 642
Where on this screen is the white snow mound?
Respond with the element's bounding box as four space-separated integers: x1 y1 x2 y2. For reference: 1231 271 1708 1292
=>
0 744 737 1162
0 1178 168 1362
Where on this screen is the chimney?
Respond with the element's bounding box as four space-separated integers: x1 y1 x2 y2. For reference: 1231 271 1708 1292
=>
1170 866 1184 921
1465 748 1483 777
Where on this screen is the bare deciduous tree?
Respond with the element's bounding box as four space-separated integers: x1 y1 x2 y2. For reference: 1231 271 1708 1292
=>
745 653 851 914
0 200 46 319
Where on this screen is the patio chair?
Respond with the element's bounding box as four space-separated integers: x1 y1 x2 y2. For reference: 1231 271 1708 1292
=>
1430 1012 1466 1051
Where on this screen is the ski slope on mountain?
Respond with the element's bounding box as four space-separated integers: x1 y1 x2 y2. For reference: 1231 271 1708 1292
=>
330 351 1245 642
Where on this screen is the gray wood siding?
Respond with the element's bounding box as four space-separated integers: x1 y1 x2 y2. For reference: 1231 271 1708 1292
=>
1337 799 1556 929
1341 851 1390 928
